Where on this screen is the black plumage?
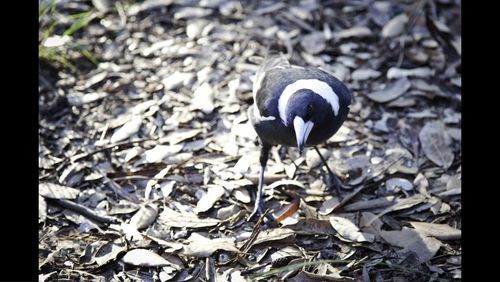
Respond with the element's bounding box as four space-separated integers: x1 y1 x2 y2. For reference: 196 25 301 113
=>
248 53 352 220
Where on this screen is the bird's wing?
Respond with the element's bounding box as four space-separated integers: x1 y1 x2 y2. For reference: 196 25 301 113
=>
252 53 291 120
253 53 290 99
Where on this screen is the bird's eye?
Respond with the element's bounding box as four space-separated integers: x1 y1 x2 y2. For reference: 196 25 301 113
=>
306 104 314 117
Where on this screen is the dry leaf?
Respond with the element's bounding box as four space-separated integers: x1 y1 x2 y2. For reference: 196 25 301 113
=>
195 185 226 213
122 249 171 267
142 145 183 163
287 218 336 235
39 182 80 199
39 195 47 223
386 178 414 192
366 77 411 103
419 121 454 169
94 238 127 266
409 222 461 240
129 203 159 230
329 215 375 243
253 228 296 245
382 13 408 38
110 116 142 143
182 233 238 257
380 227 442 263
159 207 220 228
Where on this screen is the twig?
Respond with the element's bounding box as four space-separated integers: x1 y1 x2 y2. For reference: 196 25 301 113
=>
49 198 120 224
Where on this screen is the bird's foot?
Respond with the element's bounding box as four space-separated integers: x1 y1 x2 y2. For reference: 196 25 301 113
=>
327 173 345 202
247 200 276 225
247 200 265 222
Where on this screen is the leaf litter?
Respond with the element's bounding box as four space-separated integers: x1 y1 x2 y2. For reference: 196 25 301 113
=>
39 0 461 280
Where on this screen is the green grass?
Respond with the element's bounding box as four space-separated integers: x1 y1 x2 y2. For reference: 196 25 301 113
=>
39 0 100 69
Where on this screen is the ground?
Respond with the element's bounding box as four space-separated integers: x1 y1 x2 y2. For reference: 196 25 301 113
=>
39 0 461 281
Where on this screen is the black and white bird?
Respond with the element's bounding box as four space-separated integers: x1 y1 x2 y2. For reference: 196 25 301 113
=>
248 53 352 220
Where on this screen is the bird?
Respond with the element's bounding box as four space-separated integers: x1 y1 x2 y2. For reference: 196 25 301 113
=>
247 52 352 221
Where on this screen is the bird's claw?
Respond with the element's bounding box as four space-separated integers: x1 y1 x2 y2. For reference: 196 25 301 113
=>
327 173 344 202
247 200 265 222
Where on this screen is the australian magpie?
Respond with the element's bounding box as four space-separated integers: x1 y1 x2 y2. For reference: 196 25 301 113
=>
247 53 352 220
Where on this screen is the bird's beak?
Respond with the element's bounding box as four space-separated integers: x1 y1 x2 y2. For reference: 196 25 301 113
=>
293 116 314 155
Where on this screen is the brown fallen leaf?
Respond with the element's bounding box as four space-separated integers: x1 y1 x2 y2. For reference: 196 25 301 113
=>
275 200 300 223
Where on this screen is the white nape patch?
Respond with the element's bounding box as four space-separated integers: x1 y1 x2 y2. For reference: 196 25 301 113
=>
278 79 340 126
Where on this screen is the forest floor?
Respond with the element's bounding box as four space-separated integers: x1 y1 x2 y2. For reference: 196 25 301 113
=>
39 0 461 281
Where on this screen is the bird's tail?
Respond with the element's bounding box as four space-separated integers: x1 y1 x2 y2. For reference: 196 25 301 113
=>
261 43 290 70
254 44 289 85
253 43 290 98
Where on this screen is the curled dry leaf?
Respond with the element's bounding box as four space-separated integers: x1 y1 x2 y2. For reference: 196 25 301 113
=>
351 68 381 81
267 179 306 190
39 195 47 223
192 82 215 114
287 218 336 235
67 92 108 106
382 13 409 38
122 249 171 267
387 67 435 79
409 222 461 240
129 203 159 230
253 228 296 245
159 207 220 228
334 26 373 40
195 185 226 213
182 233 238 257
110 116 142 143
385 177 414 192
162 71 194 90
300 32 326 54
216 204 241 220
343 196 396 212
380 228 442 263
39 182 80 200
329 215 375 243
419 121 454 169
275 200 300 223
318 197 340 216
233 188 251 204
94 238 127 266
142 144 183 163
366 77 411 103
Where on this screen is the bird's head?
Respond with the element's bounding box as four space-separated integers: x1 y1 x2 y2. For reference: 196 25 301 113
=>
286 89 332 154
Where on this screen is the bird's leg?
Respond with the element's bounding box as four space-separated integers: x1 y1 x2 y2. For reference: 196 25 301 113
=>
314 146 344 201
248 143 271 221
